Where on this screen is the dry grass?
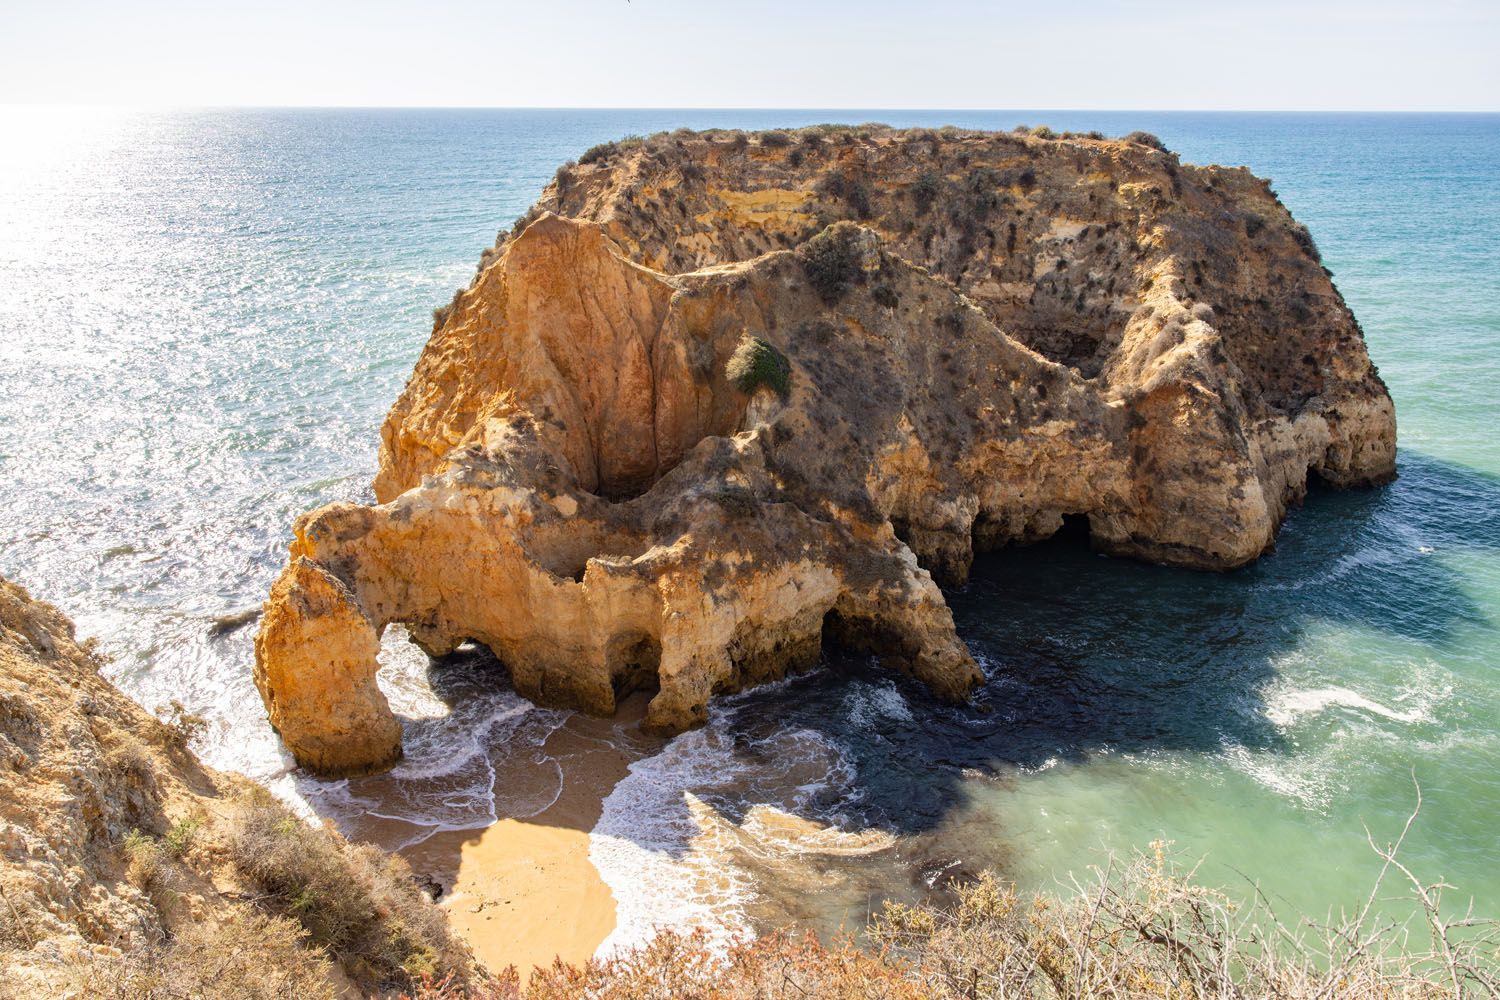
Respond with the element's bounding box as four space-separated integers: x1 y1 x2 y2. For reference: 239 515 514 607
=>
6 789 474 999
54 910 336 1000
869 832 1500 998
156 698 208 749
403 788 1497 999
226 796 476 993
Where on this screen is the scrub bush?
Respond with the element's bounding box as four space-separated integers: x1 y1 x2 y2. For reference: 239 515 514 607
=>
228 798 474 993
798 221 868 304
815 169 873 219
402 832 1500 1000
725 336 791 399
1125 130 1168 151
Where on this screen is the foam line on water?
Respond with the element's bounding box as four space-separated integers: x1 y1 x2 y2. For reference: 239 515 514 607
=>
844 679 916 728
1215 737 1336 809
1262 656 1452 731
590 726 758 956
589 693 866 958
1265 686 1430 727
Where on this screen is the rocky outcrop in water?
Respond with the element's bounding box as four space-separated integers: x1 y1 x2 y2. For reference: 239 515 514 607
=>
256 126 1395 775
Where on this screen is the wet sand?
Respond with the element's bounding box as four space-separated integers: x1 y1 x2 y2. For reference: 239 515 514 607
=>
398 694 658 977
441 816 612 975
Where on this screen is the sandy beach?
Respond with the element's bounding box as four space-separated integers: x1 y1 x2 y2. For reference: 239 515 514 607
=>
441 817 612 975
398 694 657 977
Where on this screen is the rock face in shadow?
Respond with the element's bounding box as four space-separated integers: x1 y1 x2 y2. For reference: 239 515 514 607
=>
256 127 1396 776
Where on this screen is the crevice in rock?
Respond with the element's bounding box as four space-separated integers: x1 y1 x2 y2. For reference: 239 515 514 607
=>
255 128 1397 775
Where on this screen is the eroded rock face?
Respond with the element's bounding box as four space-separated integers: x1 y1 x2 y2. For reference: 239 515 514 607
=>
257 127 1395 775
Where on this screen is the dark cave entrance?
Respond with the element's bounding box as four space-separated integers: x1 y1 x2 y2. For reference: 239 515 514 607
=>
1053 512 1095 548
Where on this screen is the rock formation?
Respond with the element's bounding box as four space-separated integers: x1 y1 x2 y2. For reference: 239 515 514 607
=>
256 126 1396 775
0 576 474 997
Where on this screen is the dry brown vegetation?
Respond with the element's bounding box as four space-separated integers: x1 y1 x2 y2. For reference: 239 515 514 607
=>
54 910 337 1000
0 575 479 999
402 796 1497 999
23 790 479 1000
227 792 475 990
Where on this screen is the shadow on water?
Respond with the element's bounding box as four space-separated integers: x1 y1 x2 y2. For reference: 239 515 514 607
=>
337 451 1500 886
694 451 1500 839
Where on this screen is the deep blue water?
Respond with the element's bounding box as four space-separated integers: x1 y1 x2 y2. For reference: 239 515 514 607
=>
1 108 1496 943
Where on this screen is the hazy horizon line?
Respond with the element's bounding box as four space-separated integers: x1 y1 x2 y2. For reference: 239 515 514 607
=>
3 104 1497 115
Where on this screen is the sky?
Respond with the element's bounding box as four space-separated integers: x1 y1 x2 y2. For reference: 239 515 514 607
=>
1 0 1496 110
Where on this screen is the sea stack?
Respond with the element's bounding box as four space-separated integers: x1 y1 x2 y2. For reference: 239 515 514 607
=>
254 126 1396 775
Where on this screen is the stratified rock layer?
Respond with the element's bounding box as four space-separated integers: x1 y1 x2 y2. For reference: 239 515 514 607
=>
257 127 1396 775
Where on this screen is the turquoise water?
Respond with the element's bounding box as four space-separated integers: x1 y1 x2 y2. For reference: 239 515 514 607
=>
1 108 1497 942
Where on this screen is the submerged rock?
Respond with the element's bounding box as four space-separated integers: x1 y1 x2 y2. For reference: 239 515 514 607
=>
256 127 1395 775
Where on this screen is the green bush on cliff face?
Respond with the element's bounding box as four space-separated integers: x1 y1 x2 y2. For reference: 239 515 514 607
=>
1292 222 1323 263
726 336 791 399
912 172 943 215
815 169 873 219
1125 130 1168 151
578 135 643 165
432 287 463 332
798 221 867 304
962 167 1004 217
578 141 615 165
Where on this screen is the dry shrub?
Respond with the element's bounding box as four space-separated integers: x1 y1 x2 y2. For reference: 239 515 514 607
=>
122 829 186 917
870 825 1500 998
815 169 873 219
227 798 475 993
798 221 869 304
404 790 1497 999
1125 130 1168 151
403 930 922 1000
103 734 159 799
157 698 207 749
57 910 336 1000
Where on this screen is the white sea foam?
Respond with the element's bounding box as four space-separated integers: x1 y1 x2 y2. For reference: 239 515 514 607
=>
1233 658 1456 809
869 683 915 722
251 627 567 838
590 705 863 957
1265 686 1430 727
1218 738 1337 809
590 726 758 956
1263 655 1452 731
845 679 915 727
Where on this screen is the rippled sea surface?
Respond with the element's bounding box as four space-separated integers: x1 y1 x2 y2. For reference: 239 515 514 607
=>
2 108 1497 944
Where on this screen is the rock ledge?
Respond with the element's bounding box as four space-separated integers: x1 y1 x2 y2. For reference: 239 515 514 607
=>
255 127 1395 774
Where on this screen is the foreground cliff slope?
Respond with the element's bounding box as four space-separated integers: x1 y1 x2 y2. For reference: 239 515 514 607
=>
257 126 1395 775
0 577 475 998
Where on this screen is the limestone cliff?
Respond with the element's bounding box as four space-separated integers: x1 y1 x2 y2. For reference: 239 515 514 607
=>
0 576 474 998
257 126 1395 775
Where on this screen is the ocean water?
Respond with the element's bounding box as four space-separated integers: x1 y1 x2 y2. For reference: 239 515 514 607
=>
2 107 1497 946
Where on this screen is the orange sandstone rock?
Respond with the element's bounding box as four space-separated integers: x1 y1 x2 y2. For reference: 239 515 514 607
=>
256 127 1395 775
